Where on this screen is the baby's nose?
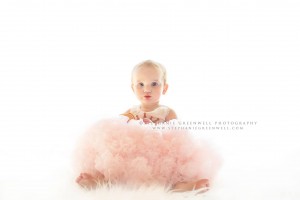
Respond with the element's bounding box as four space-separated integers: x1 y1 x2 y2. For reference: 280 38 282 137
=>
143 85 152 92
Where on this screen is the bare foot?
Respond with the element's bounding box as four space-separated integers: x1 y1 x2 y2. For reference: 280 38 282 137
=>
76 172 105 189
171 179 209 193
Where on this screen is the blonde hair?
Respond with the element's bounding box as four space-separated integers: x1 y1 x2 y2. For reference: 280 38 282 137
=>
131 60 167 84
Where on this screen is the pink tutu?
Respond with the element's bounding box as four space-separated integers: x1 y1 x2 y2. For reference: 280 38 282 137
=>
73 116 222 187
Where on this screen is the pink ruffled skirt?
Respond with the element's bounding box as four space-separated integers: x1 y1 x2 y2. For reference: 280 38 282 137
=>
73 116 222 186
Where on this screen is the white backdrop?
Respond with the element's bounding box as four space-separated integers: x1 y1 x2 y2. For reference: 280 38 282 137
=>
0 0 300 199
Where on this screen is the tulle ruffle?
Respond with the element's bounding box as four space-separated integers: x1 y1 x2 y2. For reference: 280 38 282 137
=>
73 116 222 186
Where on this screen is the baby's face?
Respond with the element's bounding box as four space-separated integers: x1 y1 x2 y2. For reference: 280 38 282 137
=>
131 65 167 107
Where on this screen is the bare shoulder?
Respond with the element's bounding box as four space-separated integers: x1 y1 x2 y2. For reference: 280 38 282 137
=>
165 107 178 121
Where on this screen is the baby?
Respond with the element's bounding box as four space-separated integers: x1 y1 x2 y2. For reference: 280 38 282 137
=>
76 60 210 192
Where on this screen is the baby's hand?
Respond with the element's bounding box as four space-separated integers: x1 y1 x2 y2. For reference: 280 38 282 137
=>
142 113 161 124
142 118 153 124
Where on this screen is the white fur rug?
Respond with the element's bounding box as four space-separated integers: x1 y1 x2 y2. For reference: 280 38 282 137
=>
1 168 299 200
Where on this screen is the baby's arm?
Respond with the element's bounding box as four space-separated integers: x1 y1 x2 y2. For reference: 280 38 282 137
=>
165 108 178 121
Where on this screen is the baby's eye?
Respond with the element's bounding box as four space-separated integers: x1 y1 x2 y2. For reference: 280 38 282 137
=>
151 81 160 87
138 82 144 87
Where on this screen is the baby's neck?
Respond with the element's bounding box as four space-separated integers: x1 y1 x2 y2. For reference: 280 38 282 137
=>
140 103 160 112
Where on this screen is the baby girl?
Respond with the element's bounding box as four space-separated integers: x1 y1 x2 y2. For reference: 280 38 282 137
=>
75 60 220 192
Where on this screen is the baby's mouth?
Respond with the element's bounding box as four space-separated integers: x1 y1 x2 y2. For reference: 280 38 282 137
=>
144 95 151 99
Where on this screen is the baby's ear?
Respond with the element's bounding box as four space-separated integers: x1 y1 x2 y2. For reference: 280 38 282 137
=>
162 84 168 94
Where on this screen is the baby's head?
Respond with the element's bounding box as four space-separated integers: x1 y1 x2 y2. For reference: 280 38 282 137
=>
131 60 168 106
131 60 167 85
